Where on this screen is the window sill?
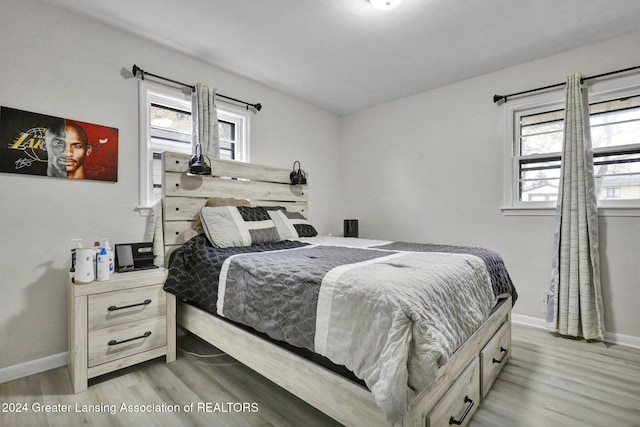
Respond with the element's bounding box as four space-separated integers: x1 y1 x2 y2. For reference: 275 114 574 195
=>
136 205 154 217
501 207 555 216
501 206 640 217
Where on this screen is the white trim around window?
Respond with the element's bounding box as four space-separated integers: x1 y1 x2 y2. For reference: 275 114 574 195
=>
217 102 251 164
502 73 640 217
137 80 192 215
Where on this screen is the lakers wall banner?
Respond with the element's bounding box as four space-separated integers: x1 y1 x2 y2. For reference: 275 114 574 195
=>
0 107 118 182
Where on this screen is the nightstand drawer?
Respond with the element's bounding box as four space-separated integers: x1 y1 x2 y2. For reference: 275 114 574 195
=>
88 284 166 330
88 315 167 367
480 319 511 398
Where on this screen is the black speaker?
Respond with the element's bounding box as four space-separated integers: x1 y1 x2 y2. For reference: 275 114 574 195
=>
344 219 359 238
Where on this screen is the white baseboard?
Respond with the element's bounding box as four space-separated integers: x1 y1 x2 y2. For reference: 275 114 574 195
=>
604 331 640 350
512 314 640 349
512 313 548 330
0 352 68 384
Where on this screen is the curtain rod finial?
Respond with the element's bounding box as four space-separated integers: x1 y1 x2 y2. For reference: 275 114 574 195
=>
247 103 262 113
132 64 144 79
493 94 506 105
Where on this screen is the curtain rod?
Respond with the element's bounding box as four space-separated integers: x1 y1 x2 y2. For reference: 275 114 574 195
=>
493 64 640 105
131 64 262 112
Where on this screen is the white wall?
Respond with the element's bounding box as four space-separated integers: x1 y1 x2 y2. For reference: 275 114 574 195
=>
339 31 640 341
0 0 341 371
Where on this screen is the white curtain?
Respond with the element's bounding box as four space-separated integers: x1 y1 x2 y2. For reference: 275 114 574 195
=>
143 199 165 267
547 73 605 340
193 83 220 158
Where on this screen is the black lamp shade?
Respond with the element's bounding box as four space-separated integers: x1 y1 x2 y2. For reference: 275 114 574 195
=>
189 155 211 175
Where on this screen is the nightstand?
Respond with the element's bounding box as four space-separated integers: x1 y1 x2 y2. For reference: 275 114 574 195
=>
68 268 176 393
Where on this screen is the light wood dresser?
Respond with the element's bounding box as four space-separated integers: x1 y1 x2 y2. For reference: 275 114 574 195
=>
68 268 176 393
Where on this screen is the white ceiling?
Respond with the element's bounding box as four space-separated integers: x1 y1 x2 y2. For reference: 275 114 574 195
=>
45 0 640 115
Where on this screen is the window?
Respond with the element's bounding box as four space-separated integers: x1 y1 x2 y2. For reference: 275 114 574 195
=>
218 109 248 162
504 74 640 215
138 81 250 212
149 101 193 203
606 187 621 198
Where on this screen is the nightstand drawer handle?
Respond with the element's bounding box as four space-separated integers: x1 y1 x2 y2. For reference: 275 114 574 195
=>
449 395 474 425
108 331 152 346
492 346 508 364
107 299 152 312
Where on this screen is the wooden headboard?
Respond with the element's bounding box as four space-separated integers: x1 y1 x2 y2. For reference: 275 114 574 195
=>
161 151 308 261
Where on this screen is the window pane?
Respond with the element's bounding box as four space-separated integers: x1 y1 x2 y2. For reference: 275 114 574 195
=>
520 109 564 127
594 151 640 173
520 131 563 155
519 159 561 202
520 179 560 202
591 116 640 149
220 141 234 150
590 96 640 149
589 95 640 116
152 151 163 203
520 112 564 155
219 148 233 160
596 175 640 200
590 106 640 126
594 151 640 200
219 120 235 141
150 103 192 134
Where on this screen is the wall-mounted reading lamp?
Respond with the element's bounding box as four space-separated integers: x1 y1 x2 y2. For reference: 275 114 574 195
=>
188 144 212 176
289 161 307 185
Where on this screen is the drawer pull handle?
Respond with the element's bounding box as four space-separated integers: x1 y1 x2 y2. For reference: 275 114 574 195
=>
492 346 508 364
449 395 474 425
108 331 152 346
108 299 152 312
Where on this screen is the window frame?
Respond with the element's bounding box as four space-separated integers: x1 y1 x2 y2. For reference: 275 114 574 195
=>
502 73 640 217
217 105 250 162
137 80 250 215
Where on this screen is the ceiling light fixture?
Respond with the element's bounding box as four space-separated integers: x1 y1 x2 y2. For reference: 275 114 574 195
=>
369 0 402 10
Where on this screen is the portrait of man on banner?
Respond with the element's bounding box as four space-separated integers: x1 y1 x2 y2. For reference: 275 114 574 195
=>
0 107 118 182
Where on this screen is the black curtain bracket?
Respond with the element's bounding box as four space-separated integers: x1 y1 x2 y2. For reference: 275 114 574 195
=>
131 64 262 112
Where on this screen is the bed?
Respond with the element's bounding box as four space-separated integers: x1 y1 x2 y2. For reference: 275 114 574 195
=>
159 152 516 427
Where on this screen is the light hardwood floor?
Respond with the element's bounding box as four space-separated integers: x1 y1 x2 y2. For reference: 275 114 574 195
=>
1 324 639 427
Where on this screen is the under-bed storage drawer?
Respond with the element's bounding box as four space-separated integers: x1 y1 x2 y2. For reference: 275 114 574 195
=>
427 357 480 427
480 319 511 398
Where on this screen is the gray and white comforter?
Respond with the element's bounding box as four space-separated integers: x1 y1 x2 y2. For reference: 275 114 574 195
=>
164 235 516 424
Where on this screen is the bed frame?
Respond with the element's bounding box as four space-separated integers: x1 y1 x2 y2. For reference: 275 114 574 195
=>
161 152 512 427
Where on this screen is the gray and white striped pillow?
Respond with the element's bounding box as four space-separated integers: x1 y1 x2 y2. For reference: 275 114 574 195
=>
268 209 318 239
200 206 281 248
